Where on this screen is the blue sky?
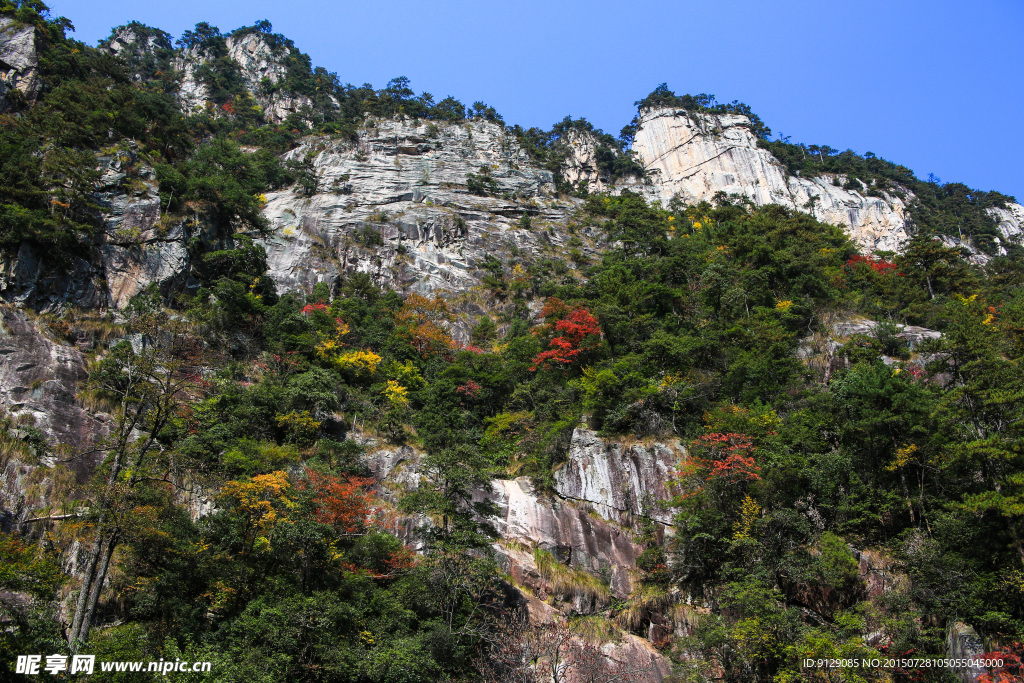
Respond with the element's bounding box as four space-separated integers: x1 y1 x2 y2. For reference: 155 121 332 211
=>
50 0 1024 200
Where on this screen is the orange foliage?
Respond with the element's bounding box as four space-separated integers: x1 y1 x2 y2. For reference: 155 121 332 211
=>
396 293 457 357
978 643 1023 683
676 432 761 498
305 468 377 535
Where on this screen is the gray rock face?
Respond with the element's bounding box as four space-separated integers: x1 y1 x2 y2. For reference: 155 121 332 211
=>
625 108 912 252
830 318 941 350
0 307 108 456
555 429 681 526
0 16 38 110
490 478 642 598
364 439 648 598
92 153 194 308
0 243 106 311
0 149 209 312
171 31 331 123
259 118 581 296
989 202 1024 253
101 24 171 78
945 622 986 683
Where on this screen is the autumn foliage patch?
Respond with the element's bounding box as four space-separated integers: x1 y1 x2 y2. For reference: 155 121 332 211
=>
530 299 602 370
676 432 761 499
304 468 377 535
845 254 899 275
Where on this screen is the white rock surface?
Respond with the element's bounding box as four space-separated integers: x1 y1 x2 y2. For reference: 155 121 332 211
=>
171 31 330 122
554 429 681 525
0 16 38 108
490 478 641 598
989 202 1024 252
259 118 580 296
628 108 912 252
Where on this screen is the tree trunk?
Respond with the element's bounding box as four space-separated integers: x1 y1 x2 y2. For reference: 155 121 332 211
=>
68 525 105 651
899 469 916 524
75 532 118 644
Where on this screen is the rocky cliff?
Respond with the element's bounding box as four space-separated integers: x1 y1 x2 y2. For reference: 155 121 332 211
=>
259 118 585 297
0 16 38 111
6 21 1021 313
363 428 684 679
568 107 1024 257
630 108 913 251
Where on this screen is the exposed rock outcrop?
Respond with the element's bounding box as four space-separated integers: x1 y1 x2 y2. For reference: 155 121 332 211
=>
989 202 1024 252
0 16 38 110
946 622 987 683
829 318 942 350
92 152 196 308
365 440 652 600
101 24 173 78
628 108 912 252
259 118 582 296
0 244 106 311
0 307 107 455
363 435 675 679
491 478 642 599
0 149 214 312
171 31 331 123
555 429 681 526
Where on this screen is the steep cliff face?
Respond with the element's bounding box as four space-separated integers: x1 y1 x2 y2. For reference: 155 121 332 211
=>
259 118 582 296
0 16 38 110
0 308 107 453
567 107 1024 258
628 108 912 251
555 429 680 526
363 427 682 679
171 32 327 122
989 202 1024 248
0 307 110 523
0 147 217 311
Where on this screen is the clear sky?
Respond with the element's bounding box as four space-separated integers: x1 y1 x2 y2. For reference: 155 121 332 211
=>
48 0 1024 201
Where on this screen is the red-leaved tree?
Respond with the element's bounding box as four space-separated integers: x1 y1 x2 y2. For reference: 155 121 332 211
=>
978 643 1023 683
845 254 900 276
675 432 761 501
531 302 601 371
305 469 377 536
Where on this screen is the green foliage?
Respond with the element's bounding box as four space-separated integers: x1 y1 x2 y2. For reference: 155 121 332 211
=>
6 10 1024 676
628 84 772 140
512 115 645 191
759 142 1012 254
0 533 66 675
156 138 291 233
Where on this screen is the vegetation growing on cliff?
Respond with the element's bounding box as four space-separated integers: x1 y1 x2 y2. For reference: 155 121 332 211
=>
2 3 1024 681
4 185 1024 679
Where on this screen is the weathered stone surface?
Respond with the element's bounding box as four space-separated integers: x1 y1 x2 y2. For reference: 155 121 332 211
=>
946 622 986 683
0 16 38 109
626 108 911 252
830 318 941 350
490 478 642 598
0 243 106 312
101 24 171 79
0 307 108 492
560 129 646 195
555 429 681 526
364 438 647 599
596 634 671 682
989 201 1024 253
170 31 333 123
92 153 195 308
259 118 581 297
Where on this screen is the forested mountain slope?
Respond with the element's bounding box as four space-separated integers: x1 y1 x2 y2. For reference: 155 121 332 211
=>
2 3 1023 681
